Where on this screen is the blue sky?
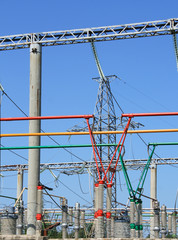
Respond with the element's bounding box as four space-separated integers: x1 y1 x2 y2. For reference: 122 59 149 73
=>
0 0 178 217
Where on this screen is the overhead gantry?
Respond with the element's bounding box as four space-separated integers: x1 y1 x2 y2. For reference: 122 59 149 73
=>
1 18 178 235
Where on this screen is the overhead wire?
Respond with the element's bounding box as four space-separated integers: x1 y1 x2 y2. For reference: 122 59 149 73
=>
90 42 178 171
3 90 86 163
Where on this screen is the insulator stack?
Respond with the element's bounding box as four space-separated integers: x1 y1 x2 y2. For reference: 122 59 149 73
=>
62 198 68 239
74 203 80 239
161 204 167 238
68 207 73 226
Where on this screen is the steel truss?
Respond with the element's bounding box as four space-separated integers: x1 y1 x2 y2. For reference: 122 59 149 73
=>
0 18 178 51
1 158 178 172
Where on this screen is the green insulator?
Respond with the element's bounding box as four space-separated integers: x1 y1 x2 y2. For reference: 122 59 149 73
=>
130 223 135 229
139 225 143 230
130 198 135 203
135 225 139 230
135 199 142 204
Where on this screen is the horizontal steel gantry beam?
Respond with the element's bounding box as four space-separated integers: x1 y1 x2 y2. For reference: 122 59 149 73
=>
1 158 178 172
0 18 178 51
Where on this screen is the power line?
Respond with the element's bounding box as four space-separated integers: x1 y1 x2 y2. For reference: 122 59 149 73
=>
3 90 86 163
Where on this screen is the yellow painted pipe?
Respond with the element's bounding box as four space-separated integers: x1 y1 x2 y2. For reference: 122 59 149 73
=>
1 129 178 137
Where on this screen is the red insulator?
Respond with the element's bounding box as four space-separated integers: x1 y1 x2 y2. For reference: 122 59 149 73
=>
94 212 98 218
36 213 42 220
107 183 112 188
37 185 43 190
97 209 104 217
98 180 104 185
106 212 111 219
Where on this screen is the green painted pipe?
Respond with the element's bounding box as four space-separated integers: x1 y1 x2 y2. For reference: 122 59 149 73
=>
0 143 119 150
149 142 178 146
0 194 17 201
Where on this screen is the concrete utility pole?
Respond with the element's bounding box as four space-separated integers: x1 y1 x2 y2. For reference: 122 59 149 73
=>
150 162 157 238
27 43 42 235
16 169 23 235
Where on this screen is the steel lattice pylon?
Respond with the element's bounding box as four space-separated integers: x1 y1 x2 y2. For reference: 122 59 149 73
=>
92 74 118 209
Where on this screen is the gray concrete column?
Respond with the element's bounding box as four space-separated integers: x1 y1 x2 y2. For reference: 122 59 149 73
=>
150 162 157 238
16 169 24 235
62 198 68 239
106 183 112 238
130 198 135 238
160 204 167 238
27 43 42 235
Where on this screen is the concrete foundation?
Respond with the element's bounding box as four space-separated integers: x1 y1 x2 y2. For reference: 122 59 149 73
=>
0 236 177 240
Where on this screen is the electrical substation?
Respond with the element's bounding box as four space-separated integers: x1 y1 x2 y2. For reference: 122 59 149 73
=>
0 18 178 240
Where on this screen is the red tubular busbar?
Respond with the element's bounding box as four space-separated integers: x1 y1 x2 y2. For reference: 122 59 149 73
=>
0 115 94 121
122 112 178 118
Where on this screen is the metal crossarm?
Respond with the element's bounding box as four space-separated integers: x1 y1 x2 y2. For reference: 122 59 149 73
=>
0 18 178 51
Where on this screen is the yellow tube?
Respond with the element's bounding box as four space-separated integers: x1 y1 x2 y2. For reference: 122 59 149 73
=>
1 129 178 137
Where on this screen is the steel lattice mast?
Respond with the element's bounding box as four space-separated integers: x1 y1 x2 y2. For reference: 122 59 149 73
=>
92 42 118 207
91 41 119 237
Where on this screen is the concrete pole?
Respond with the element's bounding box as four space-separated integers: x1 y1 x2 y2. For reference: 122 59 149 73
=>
36 185 43 236
172 211 177 238
130 198 135 238
168 213 172 235
16 169 23 235
150 162 157 238
106 183 112 238
74 202 80 239
161 204 167 238
27 43 42 235
62 198 68 239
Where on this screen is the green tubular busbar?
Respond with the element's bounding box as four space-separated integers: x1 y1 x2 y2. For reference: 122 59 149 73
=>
0 143 119 150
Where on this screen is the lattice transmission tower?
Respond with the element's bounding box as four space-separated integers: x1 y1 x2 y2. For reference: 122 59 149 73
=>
91 42 119 209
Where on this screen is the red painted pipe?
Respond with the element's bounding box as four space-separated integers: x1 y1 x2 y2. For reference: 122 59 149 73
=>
0 114 94 121
122 112 178 118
